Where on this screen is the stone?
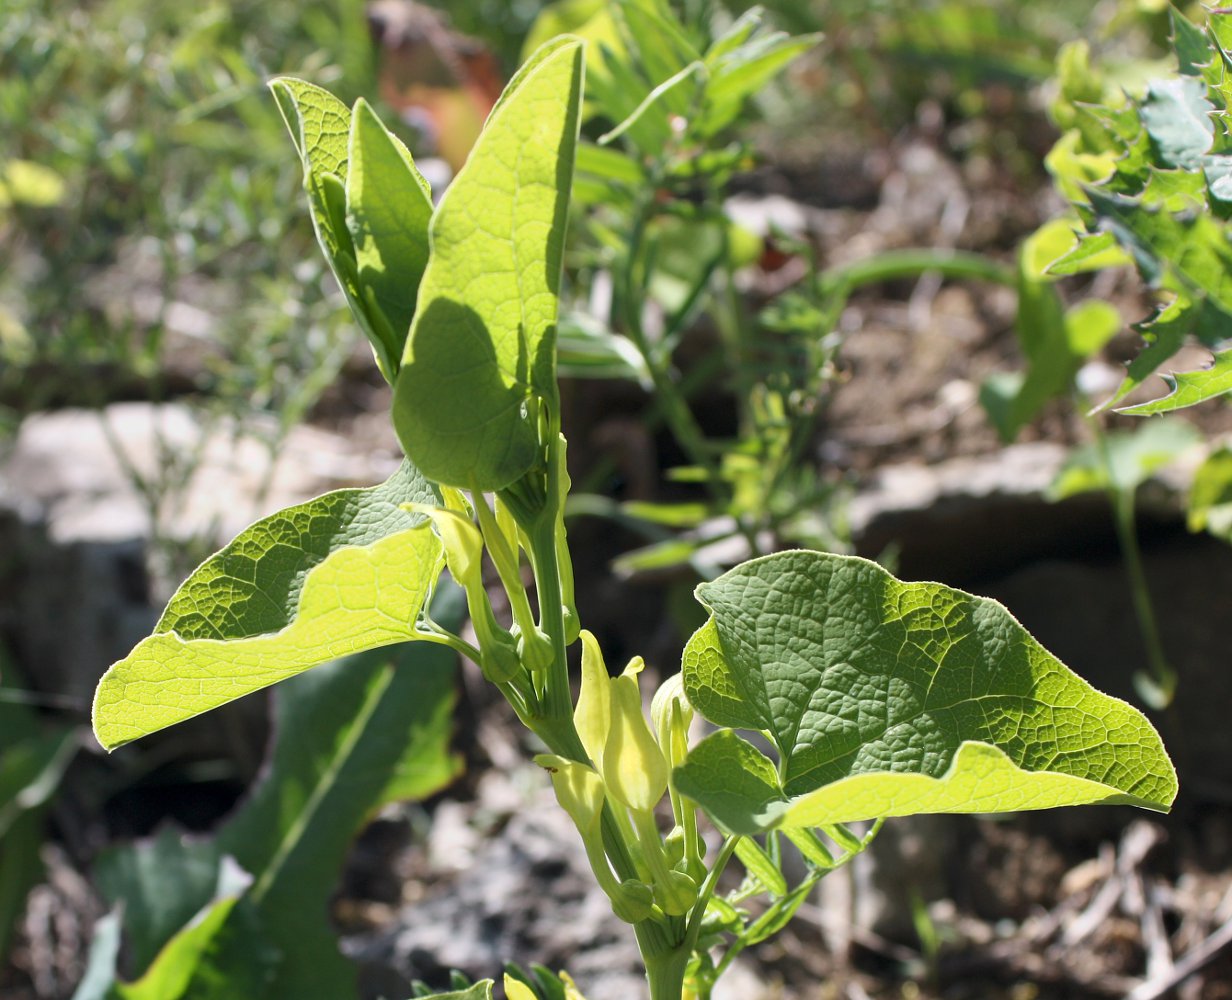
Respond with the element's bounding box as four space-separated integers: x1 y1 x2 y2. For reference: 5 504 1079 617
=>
0 402 397 703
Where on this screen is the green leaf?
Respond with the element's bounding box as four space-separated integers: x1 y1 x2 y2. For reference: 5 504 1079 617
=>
1047 419 1202 500
72 910 124 1000
1086 189 1232 312
92 462 443 750
991 220 1085 440
424 984 495 1000
115 863 272 1000
700 33 821 137
91 626 461 1000
1047 230 1132 276
0 670 77 961
345 99 433 364
1141 77 1214 170
1188 445 1232 541
1115 346 1232 414
270 78 351 177
81 857 276 1000
271 79 388 376
675 551 1176 834
393 39 584 491
94 829 226 975
733 836 787 897
216 637 461 998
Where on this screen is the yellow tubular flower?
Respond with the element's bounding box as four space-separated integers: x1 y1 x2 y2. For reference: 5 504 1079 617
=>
602 669 668 813
534 754 653 924
574 630 611 769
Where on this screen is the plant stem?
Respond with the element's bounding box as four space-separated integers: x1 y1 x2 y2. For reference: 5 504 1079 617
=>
1111 489 1176 705
637 924 691 1000
1087 419 1176 707
820 247 1017 296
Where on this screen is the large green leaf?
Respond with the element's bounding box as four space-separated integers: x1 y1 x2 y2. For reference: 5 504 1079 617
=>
216 637 461 998
393 38 584 491
675 551 1176 834
92 462 443 750
88 628 461 1000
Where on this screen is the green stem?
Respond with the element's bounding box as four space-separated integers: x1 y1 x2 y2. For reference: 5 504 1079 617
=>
1088 419 1175 706
820 247 1017 296
1112 490 1175 704
620 189 722 490
637 923 691 1000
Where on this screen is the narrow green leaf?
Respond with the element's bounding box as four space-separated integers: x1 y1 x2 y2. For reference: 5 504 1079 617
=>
346 100 433 364
270 78 397 378
92 462 443 750
393 39 584 491
733 836 788 897
1115 347 1232 414
676 551 1177 833
700 34 821 137
216 637 461 999
741 872 820 946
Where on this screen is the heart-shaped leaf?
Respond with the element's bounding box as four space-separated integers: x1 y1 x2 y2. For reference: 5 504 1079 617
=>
675 551 1176 834
92 462 443 750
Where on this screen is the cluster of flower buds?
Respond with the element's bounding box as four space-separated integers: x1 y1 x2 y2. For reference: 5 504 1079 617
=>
537 631 704 923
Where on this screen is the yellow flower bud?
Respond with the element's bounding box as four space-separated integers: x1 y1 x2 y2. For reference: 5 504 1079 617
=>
651 672 694 769
504 975 540 1000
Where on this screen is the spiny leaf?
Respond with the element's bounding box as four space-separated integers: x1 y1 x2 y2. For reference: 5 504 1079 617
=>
92 462 443 750
1115 346 1232 414
1141 77 1214 170
675 551 1176 834
393 38 584 491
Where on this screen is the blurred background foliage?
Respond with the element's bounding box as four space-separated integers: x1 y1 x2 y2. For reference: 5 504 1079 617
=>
0 0 1179 442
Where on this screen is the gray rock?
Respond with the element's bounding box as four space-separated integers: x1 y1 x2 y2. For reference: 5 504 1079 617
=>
0 402 397 703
